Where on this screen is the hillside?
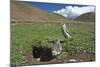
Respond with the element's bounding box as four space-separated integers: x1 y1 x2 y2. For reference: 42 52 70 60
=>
11 1 68 23
75 12 95 22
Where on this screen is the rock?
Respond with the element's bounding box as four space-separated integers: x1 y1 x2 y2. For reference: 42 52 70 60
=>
68 59 77 62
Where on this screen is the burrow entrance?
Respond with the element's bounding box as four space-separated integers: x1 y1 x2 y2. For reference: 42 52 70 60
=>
32 46 55 61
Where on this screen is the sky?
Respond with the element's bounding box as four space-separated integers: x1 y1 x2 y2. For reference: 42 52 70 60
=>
24 1 93 12
53 6 95 19
24 1 95 19
18 0 96 6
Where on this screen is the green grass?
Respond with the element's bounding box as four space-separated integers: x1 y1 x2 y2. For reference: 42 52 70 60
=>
11 22 95 65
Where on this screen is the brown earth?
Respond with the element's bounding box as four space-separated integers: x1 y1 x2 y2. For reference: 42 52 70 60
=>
75 12 95 22
11 1 69 23
15 52 95 66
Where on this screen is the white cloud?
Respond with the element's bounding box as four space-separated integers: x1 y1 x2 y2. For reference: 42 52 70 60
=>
53 6 95 19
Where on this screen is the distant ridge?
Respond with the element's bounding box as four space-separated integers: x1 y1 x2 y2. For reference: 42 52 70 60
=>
75 12 95 22
11 1 68 23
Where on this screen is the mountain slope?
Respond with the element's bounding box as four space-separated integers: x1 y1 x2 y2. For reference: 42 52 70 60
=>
11 1 68 23
75 12 95 22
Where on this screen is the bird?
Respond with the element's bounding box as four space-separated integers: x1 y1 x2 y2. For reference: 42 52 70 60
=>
61 23 71 39
48 40 64 56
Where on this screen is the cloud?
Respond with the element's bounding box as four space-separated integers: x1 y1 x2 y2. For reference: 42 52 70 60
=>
53 6 95 19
